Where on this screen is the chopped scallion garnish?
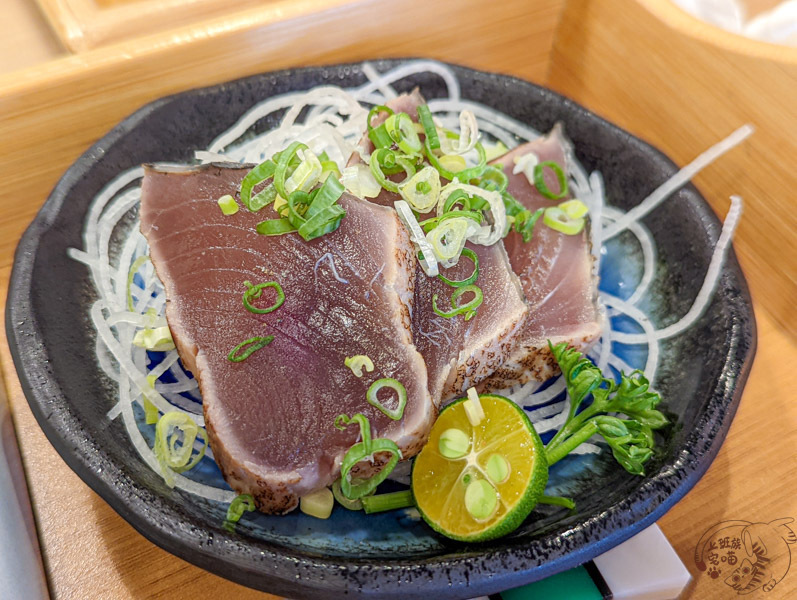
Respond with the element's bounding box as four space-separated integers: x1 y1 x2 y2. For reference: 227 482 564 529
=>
153 412 208 487
344 355 374 378
361 490 415 514
533 160 568 200
334 413 402 500
437 247 479 288
431 284 483 321
224 493 255 532
240 159 277 211
217 194 239 216
417 104 440 150
543 206 585 235
384 112 422 155
242 280 285 314
143 397 159 425
257 175 347 241
227 335 274 362
132 325 175 352
366 378 407 420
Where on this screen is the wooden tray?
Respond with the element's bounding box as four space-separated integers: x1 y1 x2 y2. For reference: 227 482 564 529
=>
34 0 285 51
0 0 795 598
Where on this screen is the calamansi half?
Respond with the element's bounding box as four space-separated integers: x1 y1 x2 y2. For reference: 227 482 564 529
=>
412 394 548 542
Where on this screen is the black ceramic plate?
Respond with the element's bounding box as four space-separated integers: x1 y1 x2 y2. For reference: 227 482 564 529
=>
6 60 755 599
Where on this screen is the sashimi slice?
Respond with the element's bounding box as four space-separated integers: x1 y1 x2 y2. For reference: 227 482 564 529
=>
140 163 433 513
480 126 602 389
348 92 529 403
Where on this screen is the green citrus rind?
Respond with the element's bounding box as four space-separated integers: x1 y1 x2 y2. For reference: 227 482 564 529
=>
412 394 549 542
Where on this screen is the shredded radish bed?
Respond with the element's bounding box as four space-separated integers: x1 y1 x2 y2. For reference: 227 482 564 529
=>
67 61 748 503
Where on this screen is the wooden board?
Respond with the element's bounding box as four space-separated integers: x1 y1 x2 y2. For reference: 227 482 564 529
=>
548 0 797 338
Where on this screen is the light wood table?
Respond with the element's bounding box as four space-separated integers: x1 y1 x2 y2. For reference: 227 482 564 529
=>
0 1 795 599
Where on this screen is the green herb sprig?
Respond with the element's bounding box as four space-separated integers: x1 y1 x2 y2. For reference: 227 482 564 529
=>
544 341 668 476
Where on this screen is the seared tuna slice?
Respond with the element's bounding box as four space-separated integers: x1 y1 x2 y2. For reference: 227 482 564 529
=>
480 126 602 389
140 163 433 514
412 240 528 403
348 92 528 403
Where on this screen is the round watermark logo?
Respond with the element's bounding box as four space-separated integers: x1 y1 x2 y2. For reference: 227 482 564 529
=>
694 518 796 594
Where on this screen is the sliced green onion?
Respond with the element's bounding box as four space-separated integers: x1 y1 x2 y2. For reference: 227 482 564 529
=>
249 184 278 212
127 255 151 311
320 160 341 180
344 355 374 378
273 141 308 200
452 141 488 183
369 149 415 193
439 110 479 155
224 493 255 532
514 207 545 243
153 412 208 487
133 326 175 352
143 397 159 425
217 194 239 216
300 487 334 519
240 159 277 211
432 284 483 321
426 216 478 267
417 104 440 150
366 378 407 420
533 160 569 200
437 247 479 287
464 387 485 426
256 217 296 236
438 428 470 459
361 490 414 514
464 479 497 520
543 206 585 235
486 454 510 484
437 183 505 247
398 165 440 212
334 413 402 500
538 494 576 510
367 104 394 131
368 123 394 149
474 165 508 193
256 175 346 241
340 164 381 198
227 336 274 362
484 140 509 161
439 154 467 173
242 280 285 314
385 112 422 155
297 203 346 241
332 479 366 510
304 175 345 221
559 199 589 219
420 210 483 234
285 149 322 195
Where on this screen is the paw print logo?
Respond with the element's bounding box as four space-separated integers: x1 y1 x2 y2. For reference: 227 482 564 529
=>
708 566 721 579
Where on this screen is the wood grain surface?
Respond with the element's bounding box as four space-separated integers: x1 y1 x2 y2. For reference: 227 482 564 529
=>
34 0 286 52
548 0 797 339
0 0 795 598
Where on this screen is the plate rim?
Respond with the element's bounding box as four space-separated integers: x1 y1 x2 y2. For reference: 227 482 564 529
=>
5 59 757 599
